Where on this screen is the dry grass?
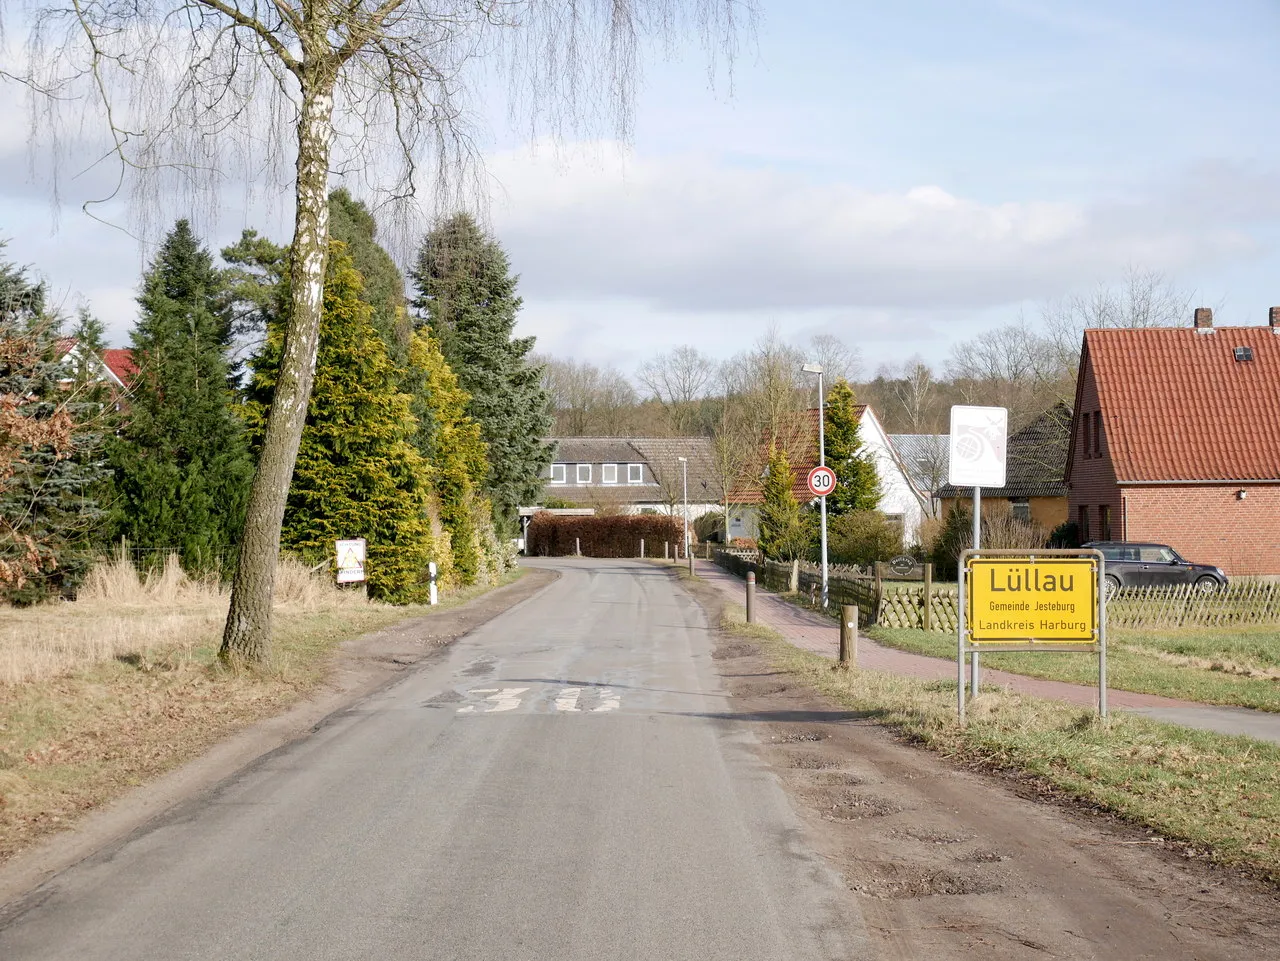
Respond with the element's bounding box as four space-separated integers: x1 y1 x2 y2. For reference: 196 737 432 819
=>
0 553 370 686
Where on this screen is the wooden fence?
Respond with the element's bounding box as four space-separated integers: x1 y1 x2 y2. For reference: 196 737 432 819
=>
713 551 1280 631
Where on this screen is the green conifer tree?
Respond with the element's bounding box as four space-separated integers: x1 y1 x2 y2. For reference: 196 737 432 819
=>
411 214 553 536
758 447 813 561
0 244 110 601
407 326 489 584
247 244 436 603
327 189 412 364
110 220 254 571
823 379 881 515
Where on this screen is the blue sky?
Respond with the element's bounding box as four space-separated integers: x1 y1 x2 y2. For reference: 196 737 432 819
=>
3 0 1280 377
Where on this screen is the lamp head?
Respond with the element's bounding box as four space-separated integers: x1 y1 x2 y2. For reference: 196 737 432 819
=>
801 363 823 374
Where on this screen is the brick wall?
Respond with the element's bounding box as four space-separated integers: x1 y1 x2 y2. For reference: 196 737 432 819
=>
1124 485 1280 575
1067 356 1122 540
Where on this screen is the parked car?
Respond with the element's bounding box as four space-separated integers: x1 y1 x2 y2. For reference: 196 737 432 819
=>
1083 541 1228 595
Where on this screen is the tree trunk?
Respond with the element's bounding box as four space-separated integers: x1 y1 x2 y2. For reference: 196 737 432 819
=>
220 77 335 666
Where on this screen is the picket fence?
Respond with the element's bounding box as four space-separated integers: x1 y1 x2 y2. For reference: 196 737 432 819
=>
713 550 1280 631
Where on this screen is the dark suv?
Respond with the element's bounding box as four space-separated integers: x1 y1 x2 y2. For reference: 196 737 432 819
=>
1083 541 1228 595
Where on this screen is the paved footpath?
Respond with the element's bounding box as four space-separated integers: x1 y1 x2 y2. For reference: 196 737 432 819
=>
695 559 1280 746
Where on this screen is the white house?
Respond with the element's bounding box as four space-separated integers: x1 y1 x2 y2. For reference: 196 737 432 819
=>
540 436 722 522
728 406 929 545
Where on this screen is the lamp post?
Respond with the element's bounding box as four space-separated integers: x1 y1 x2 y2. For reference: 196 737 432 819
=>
802 362 828 608
678 456 690 571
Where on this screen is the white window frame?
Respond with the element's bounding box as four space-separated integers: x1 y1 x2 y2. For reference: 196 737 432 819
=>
550 464 566 485
577 463 592 485
602 464 618 485
627 463 644 484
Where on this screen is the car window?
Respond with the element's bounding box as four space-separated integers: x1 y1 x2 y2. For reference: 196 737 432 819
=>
1099 546 1121 560
1139 546 1175 563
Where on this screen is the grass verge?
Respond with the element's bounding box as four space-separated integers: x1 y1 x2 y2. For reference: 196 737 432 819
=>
867 624 1280 712
721 605 1280 879
0 563 523 863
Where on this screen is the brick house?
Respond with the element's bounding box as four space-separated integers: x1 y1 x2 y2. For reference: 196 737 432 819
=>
1066 308 1280 576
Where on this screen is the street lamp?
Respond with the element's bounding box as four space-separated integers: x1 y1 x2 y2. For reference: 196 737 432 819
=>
678 456 691 572
801 362 828 608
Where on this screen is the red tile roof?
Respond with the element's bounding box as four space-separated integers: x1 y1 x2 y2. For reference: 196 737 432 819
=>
1085 326 1280 482
730 406 866 504
102 349 138 386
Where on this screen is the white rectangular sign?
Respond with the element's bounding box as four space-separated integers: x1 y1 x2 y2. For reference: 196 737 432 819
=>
335 538 367 584
948 405 1008 488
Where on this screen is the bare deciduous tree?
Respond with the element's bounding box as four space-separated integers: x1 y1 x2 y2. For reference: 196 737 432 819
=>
805 333 861 384
16 0 752 662
637 344 713 434
541 356 638 436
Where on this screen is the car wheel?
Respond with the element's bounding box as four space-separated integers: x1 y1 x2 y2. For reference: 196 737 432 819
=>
1195 575 1221 593
1104 574 1120 598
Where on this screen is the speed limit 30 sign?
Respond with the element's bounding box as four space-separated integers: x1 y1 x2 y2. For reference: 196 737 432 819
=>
806 465 837 497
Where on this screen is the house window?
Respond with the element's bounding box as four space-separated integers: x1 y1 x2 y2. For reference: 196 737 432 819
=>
602 464 618 484
1078 505 1090 540
1100 504 1112 540
627 463 643 484
577 464 592 485
1011 499 1031 522
550 464 566 485
1081 412 1092 458
1092 411 1101 456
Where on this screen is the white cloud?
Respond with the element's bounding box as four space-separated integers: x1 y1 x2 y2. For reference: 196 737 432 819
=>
488 143 1269 313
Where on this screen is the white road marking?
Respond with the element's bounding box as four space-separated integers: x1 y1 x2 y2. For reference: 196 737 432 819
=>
592 688 621 713
456 706 475 714
554 688 583 712
484 688 529 713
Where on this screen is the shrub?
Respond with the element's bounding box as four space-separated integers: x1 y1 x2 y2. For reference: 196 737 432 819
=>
694 510 725 543
930 502 1046 579
526 513 682 558
1048 520 1081 548
828 511 902 567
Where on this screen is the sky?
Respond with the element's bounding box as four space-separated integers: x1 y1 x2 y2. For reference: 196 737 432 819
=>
3 0 1280 378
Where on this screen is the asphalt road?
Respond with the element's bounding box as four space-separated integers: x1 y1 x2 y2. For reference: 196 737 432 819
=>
0 559 869 961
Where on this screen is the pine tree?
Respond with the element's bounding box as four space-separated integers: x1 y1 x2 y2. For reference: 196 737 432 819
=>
110 220 254 571
247 244 437 603
406 326 489 584
824 379 881 515
411 214 552 536
328 189 412 364
758 447 813 562
0 244 110 601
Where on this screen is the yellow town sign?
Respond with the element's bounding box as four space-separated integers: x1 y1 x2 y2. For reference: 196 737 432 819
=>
967 557 1097 643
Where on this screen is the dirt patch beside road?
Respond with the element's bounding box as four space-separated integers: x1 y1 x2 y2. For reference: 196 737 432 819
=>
685 574 1280 961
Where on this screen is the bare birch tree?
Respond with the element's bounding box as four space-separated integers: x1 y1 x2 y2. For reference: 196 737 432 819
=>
15 0 751 663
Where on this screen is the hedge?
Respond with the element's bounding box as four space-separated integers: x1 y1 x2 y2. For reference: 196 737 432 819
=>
526 514 683 558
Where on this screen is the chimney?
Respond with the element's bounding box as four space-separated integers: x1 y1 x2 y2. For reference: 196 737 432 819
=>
1193 307 1214 330
1270 306 1280 329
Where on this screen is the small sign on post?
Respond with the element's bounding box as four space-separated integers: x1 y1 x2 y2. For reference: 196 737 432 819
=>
806 465 837 498
335 538 366 584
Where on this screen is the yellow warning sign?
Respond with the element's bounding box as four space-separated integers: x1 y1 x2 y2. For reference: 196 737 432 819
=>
967 557 1096 643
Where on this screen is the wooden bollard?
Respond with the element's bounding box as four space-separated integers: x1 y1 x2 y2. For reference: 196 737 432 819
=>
839 605 857 667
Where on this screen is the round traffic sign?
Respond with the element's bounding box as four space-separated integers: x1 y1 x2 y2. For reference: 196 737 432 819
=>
806 465 837 497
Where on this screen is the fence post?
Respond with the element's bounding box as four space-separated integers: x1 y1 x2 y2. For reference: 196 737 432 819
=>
790 558 800 593
923 562 933 632
746 571 756 623
874 562 884 621
839 605 857 667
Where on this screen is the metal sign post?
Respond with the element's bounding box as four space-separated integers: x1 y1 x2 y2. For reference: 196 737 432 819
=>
948 405 1008 698
957 548 1108 725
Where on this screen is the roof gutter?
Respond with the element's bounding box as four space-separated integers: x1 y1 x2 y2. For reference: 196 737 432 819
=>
1116 478 1280 485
